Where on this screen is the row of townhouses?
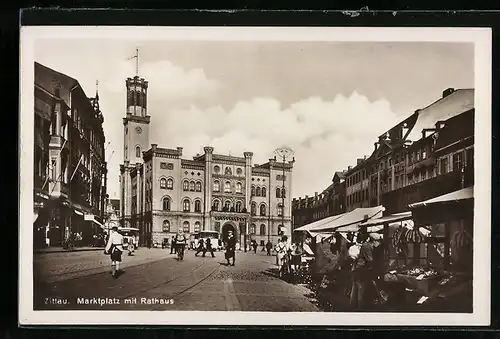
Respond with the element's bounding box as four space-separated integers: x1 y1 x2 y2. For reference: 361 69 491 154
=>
292 88 474 230
33 62 108 248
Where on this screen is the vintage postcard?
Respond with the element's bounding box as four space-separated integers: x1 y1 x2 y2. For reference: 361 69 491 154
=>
19 26 491 326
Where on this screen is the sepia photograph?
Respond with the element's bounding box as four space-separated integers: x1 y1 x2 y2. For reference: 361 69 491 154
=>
19 26 491 326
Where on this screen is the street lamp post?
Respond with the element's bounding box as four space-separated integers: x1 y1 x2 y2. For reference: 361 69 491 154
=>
274 147 294 240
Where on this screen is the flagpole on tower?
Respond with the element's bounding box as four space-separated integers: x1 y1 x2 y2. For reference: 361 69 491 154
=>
135 47 139 77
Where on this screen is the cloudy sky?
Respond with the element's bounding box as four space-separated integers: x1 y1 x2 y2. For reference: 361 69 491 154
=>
34 39 474 199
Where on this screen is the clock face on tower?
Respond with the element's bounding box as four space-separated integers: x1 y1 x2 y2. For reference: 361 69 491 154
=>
135 126 142 134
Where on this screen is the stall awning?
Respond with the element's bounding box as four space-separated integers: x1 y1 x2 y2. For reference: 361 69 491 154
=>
409 186 474 209
313 206 385 233
359 211 413 227
293 212 348 233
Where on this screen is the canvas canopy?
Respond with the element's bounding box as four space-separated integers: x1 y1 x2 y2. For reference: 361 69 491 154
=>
312 206 385 233
409 186 473 209
360 211 412 227
294 212 348 233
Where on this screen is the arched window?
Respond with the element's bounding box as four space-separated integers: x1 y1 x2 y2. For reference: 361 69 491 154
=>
213 180 220 192
251 186 256 196
212 199 220 211
194 200 201 213
250 224 256 234
166 178 173 189
195 181 202 192
235 201 242 212
162 220 170 232
236 168 242 176
225 167 232 176
194 221 201 233
224 181 231 193
236 182 242 194
277 204 284 216
214 165 220 174
183 180 189 191
261 187 266 197
183 221 190 233
260 224 266 236
160 178 166 189
282 188 286 198
251 202 257 216
276 187 281 198
224 200 231 211
189 181 195 191
260 204 266 216
183 199 191 212
135 146 141 158
256 187 261 196
162 197 170 211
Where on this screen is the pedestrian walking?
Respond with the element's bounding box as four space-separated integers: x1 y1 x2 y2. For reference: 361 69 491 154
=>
170 236 176 254
224 230 236 266
275 236 290 278
266 241 273 256
290 241 303 274
204 238 215 258
104 226 124 278
252 240 258 253
195 239 205 257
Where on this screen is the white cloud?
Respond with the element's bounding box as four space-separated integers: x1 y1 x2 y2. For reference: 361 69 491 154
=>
149 92 400 198
102 59 222 104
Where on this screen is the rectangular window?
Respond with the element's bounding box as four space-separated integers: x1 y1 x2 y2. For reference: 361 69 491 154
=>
440 157 448 175
51 159 57 181
453 151 464 171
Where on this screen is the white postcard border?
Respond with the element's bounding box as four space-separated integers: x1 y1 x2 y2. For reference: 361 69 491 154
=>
19 26 492 326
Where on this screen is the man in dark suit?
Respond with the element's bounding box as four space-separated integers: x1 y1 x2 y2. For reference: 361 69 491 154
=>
225 230 236 266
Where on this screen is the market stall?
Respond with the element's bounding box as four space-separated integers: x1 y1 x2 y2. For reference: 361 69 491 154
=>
382 186 474 311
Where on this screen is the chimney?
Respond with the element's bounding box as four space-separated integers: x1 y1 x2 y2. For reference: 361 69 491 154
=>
348 166 352 171
177 147 183 156
442 88 455 98
364 155 367 160
357 158 363 165
151 144 157 151
374 142 378 151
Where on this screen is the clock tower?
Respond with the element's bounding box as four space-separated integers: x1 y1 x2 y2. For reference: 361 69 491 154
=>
120 74 150 227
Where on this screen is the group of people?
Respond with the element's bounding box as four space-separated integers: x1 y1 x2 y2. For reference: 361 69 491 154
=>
274 235 304 278
319 229 386 310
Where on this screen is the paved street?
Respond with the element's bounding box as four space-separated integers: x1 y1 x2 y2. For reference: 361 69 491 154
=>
34 248 320 312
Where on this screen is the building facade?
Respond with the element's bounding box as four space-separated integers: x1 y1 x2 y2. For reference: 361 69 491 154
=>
344 88 474 215
33 62 107 248
120 74 294 247
292 170 346 230
292 88 474 229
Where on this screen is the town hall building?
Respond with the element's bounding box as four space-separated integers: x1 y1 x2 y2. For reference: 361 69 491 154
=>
119 73 294 247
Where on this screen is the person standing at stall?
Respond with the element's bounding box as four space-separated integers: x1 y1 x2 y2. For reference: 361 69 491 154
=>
104 226 124 278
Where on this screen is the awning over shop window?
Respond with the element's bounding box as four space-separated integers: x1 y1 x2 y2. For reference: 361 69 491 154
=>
409 186 474 208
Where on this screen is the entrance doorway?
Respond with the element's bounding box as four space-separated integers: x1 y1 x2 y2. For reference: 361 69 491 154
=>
221 223 236 243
